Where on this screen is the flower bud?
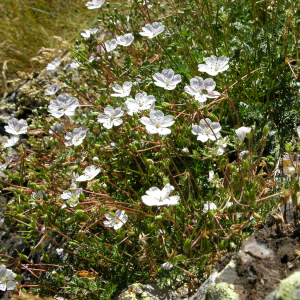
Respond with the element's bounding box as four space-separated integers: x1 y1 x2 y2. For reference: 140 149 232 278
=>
162 102 170 107
253 213 261 220
130 144 137 152
209 113 218 122
80 193 85 201
155 215 163 221
100 206 106 215
43 253 50 262
203 106 209 115
183 238 192 252
263 125 269 135
77 230 86 241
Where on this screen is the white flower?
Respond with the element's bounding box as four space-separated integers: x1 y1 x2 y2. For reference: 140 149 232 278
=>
297 126 300 138
97 106 124 129
161 262 173 270
125 92 156 115
49 123 65 136
116 33 134 46
208 171 214 183
69 61 80 70
184 77 220 103
56 248 64 256
85 0 105 9
103 210 128 230
5 118 28 135
0 155 13 171
153 69 182 90
142 183 180 206
192 118 222 142
111 81 132 97
198 55 229 76
203 201 217 213
45 84 61 96
29 190 48 206
61 183 82 209
81 28 98 38
216 136 228 155
48 94 79 118
239 150 250 161
46 58 61 72
240 102 249 108
140 110 174 135
64 126 88 146
139 22 165 38
0 264 17 291
4 135 19 148
76 165 101 182
236 126 252 141
104 39 118 52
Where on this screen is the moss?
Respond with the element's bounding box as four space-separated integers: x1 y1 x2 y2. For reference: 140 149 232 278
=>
207 282 240 300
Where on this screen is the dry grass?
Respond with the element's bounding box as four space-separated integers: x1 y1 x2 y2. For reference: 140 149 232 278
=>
0 0 100 94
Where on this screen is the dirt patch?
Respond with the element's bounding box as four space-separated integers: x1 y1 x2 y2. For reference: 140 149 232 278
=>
215 223 300 300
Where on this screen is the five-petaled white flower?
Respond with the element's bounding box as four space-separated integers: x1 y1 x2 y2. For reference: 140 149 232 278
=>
103 39 118 52
64 126 88 146
110 82 132 97
235 126 252 142
48 94 79 118
116 33 134 46
198 55 229 76
192 118 221 142
97 106 124 129
184 77 220 103
61 183 82 209
5 118 28 135
46 58 61 72
45 84 61 96
153 69 182 90
85 0 105 9
161 262 174 270
203 201 217 213
142 183 180 206
0 264 17 291
139 22 165 38
215 136 228 155
125 92 156 115
140 110 174 135
81 28 98 38
103 210 128 230
3 135 19 148
76 165 101 182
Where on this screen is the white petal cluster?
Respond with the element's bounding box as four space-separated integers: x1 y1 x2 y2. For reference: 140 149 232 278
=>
235 126 252 141
104 39 118 52
61 183 82 209
192 118 221 142
0 155 13 171
5 118 28 135
161 262 174 270
49 123 65 136
297 126 300 139
142 183 180 206
97 106 124 129
69 61 80 70
125 92 156 115
198 55 229 76
215 136 228 155
4 135 19 148
85 0 105 9
29 190 48 206
76 165 101 182
184 77 220 103
48 94 79 118
116 33 134 46
139 22 165 38
45 84 61 96
0 264 17 291
111 82 132 97
203 201 217 213
46 58 61 72
153 69 182 90
103 210 128 230
81 28 98 38
64 126 88 146
140 110 174 135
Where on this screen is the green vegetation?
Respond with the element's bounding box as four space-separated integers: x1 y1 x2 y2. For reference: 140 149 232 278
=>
1 0 300 299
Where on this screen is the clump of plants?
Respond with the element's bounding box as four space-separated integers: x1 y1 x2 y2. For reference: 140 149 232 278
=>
1 0 300 298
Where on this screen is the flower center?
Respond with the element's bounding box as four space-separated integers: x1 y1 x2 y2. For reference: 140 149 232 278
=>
63 106 67 111
155 123 161 128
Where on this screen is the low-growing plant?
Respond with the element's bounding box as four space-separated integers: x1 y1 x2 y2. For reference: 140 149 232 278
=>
1 0 300 298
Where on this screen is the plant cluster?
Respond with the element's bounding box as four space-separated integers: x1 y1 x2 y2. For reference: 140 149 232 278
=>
1 0 300 298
